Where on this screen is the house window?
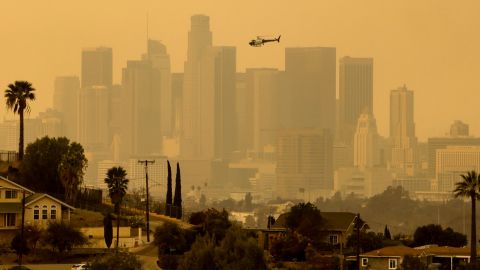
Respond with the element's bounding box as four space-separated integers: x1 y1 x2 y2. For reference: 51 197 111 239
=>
388 258 397 269
34 206 39 220
4 213 16 227
5 189 17 199
361 258 368 267
42 206 48 219
329 235 339 245
51 205 56 220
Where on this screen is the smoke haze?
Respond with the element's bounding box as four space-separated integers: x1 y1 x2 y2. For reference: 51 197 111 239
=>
1 0 480 139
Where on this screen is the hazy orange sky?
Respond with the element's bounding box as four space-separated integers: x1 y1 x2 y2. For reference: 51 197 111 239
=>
1 0 479 140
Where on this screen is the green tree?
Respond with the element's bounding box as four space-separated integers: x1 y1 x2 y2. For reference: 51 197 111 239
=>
173 162 182 219
401 255 427 270
454 170 480 269
20 137 87 198
42 222 87 256
154 222 188 256
178 227 266 270
214 227 267 270
89 252 142 270
4 81 36 160
24 225 42 257
11 233 29 261
384 225 392 240
104 213 113 249
270 233 308 261
189 208 231 243
58 142 87 205
285 202 324 243
104 166 129 249
166 161 173 217
346 231 384 252
177 234 215 270
413 224 467 247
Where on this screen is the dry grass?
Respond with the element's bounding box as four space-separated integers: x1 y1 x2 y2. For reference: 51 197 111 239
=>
70 208 106 227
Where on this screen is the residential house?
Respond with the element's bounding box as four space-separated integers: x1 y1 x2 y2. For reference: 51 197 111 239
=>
354 245 475 270
272 211 368 249
0 176 74 231
356 246 424 270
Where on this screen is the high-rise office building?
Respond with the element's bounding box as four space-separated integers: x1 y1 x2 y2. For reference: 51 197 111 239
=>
247 68 281 153
235 72 251 154
276 129 333 199
354 111 379 169
171 73 183 136
181 15 237 159
390 85 417 175
284 47 336 131
436 146 480 192
182 15 213 159
121 59 163 157
38 109 63 138
146 40 172 137
81 47 113 88
0 119 41 151
450 120 469 137
53 76 79 140
211 46 237 159
79 86 110 151
427 136 480 176
339 57 373 145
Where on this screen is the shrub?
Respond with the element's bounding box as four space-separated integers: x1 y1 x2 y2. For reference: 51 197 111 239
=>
89 252 142 270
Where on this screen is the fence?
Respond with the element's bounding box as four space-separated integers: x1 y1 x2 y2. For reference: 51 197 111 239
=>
0 151 18 162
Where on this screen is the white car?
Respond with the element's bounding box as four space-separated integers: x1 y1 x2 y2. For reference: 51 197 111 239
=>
71 263 89 270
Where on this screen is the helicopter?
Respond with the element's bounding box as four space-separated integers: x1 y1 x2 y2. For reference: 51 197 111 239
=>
249 35 281 47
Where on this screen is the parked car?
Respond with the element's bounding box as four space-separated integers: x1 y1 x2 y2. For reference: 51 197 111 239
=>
71 263 89 270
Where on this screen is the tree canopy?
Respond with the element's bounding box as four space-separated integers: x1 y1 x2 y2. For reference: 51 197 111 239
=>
189 208 232 243
285 202 324 242
413 224 467 247
20 136 87 202
42 222 87 254
178 226 266 270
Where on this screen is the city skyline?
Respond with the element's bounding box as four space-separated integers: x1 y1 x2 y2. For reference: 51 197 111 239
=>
2 1 480 140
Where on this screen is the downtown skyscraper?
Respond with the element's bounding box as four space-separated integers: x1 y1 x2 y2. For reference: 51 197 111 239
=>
79 47 113 151
81 47 113 88
120 41 171 157
284 47 336 132
390 85 417 176
181 15 213 159
338 57 373 145
181 15 236 160
53 76 80 141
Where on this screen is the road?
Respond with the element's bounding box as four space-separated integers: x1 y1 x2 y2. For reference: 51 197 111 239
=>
2 264 73 270
3 244 160 270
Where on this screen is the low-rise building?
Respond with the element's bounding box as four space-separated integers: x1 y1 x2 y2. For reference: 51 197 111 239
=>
0 176 74 231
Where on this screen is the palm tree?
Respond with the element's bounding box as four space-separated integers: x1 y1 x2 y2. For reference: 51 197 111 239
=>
104 166 129 250
4 81 36 160
454 170 480 269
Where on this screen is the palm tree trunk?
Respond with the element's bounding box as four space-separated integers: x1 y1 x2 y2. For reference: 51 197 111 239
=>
116 205 120 251
472 194 477 269
19 109 24 160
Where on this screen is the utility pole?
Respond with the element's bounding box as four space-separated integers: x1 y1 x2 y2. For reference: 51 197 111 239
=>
138 160 155 242
356 213 361 270
19 190 25 266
